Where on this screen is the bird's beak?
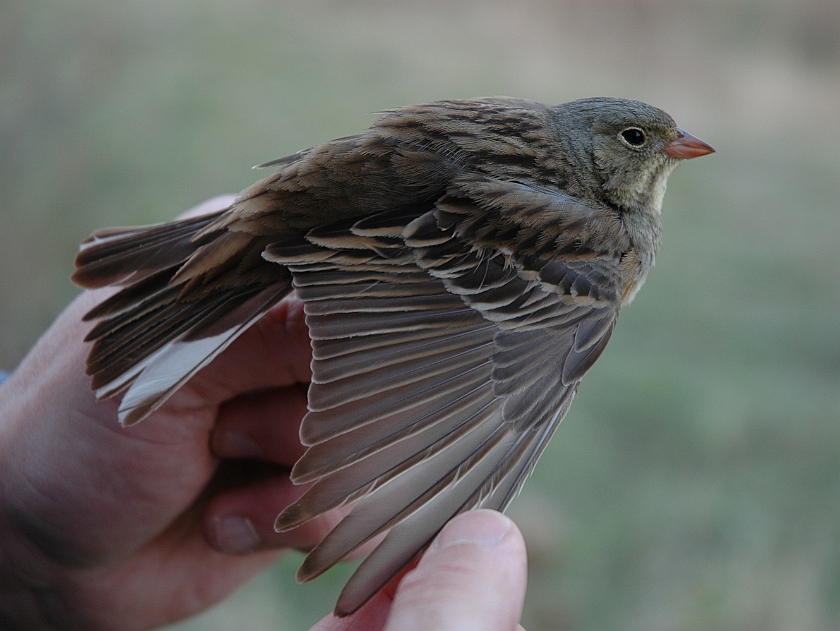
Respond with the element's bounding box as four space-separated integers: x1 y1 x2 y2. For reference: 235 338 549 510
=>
662 129 715 159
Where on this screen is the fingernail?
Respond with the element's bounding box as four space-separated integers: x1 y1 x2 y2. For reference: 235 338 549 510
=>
431 510 512 552
211 429 263 458
210 515 260 553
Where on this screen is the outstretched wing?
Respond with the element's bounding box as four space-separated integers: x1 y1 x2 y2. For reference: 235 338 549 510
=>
266 177 626 615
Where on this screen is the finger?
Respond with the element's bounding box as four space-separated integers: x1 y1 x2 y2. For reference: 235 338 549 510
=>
307 592 393 631
202 471 388 558
384 510 528 631
188 294 312 404
211 384 309 464
203 474 345 554
307 604 522 631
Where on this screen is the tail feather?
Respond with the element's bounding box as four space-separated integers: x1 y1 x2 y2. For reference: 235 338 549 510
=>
74 212 291 425
113 284 289 425
83 266 179 325
73 212 226 288
87 285 240 390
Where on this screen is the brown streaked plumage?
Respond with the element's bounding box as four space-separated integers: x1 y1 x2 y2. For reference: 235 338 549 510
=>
72 97 714 615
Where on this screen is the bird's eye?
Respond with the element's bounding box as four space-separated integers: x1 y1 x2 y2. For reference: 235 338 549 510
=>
620 127 647 148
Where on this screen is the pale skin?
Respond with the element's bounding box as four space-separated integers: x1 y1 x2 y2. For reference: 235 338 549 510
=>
0 197 528 631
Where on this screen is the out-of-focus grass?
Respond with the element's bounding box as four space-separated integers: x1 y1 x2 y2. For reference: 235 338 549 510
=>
2 1 839 629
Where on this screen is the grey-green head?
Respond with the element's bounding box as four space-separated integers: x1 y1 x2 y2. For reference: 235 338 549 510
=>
550 97 714 212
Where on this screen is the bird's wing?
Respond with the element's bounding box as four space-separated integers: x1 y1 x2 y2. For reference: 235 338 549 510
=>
265 178 625 615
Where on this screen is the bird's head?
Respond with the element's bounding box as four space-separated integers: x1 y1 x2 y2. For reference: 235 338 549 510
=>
550 97 714 213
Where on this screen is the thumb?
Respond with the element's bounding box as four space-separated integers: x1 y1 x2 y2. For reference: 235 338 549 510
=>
384 509 528 631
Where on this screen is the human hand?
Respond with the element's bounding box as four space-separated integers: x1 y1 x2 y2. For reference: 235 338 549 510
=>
0 288 529 631
0 197 326 630
309 510 527 631
0 195 529 631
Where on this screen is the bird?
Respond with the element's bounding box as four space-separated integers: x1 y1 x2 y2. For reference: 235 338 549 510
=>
72 96 714 616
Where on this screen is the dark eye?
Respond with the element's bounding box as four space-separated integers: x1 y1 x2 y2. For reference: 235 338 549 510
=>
620 127 647 147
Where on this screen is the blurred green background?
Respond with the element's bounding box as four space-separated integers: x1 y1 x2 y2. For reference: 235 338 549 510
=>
3 0 840 629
